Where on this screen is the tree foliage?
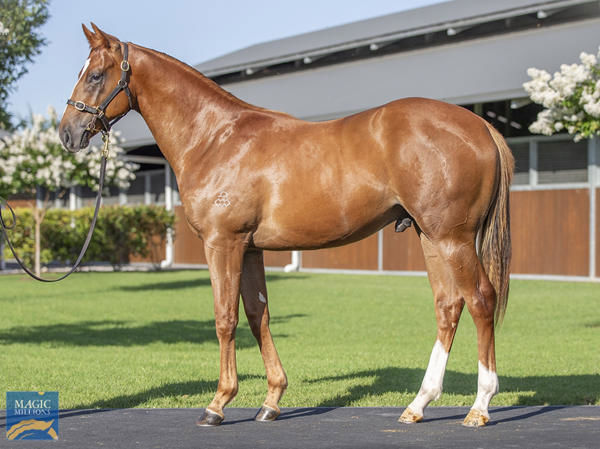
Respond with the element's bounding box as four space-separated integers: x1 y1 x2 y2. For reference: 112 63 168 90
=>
0 0 49 129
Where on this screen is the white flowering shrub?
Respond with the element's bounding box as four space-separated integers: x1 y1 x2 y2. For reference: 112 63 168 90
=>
0 106 138 275
0 106 138 198
0 21 9 36
524 47 600 141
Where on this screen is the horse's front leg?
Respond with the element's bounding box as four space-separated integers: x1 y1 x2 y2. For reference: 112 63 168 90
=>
197 239 247 427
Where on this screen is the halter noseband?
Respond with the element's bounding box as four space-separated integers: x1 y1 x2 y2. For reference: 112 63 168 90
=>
66 42 133 134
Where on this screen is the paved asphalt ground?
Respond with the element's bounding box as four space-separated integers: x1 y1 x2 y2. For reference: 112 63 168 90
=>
1 406 599 448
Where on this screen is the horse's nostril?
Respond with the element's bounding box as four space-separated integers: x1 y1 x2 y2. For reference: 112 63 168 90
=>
62 128 72 147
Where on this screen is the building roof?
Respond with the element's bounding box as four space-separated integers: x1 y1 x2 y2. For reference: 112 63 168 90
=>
116 0 600 148
196 0 594 77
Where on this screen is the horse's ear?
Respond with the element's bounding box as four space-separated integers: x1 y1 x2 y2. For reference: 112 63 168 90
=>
88 22 120 51
82 23 98 48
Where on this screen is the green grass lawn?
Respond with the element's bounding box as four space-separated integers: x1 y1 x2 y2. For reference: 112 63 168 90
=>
0 270 598 409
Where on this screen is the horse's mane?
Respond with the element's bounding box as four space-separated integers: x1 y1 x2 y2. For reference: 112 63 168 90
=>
131 44 263 111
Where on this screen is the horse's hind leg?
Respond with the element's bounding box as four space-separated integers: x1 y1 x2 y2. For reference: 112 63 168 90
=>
462 251 499 427
403 235 498 426
400 234 465 424
240 250 288 422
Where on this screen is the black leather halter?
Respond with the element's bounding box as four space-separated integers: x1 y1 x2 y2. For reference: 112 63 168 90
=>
66 42 133 134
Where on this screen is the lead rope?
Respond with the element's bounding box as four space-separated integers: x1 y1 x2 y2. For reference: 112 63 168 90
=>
0 133 110 282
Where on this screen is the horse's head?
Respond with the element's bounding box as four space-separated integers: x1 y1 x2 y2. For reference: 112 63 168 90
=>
59 23 133 152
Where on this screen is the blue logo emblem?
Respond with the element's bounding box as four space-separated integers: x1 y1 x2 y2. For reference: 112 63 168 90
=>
6 392 59 440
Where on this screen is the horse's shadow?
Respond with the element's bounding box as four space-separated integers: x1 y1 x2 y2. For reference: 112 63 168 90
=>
0 314 306 349
114 272 306 292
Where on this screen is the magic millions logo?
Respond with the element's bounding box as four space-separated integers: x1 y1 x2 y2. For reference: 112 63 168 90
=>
6 392 59 440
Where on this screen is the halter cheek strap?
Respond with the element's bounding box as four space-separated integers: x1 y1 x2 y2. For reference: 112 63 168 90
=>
66 42 133 133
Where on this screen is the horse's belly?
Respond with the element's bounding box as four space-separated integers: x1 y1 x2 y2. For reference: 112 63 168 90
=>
251 204 401 251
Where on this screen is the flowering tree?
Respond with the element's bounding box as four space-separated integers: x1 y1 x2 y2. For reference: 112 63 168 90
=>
524 47 600 141
0 106 138 275
0 0 49 129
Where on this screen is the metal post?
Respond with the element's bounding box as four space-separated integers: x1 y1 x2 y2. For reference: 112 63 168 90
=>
69 187 77 228
144 174 152 205
529 140 538 186
119 189 127 205
0 231 5 271
164 166 172 211
377 229 384 271
160 165 174 269
284 251 301 272
589 137 597 279
36 187 43 209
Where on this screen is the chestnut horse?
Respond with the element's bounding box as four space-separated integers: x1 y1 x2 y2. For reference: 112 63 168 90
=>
59 25 513 428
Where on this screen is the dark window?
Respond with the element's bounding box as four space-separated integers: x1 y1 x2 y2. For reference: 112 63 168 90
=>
126 174 146 205
150 171 165 204
510 142 529 185
538 140 587 184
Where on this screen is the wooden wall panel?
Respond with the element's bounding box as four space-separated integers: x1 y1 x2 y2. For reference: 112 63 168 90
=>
382 224 426 271
130 236 166 264
510 189 589 276
173 206 207 264
263 251 292 267
5 199 35 208
302 233 379 270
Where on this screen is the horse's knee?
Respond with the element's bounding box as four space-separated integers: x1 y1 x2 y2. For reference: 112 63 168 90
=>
215 315 239 340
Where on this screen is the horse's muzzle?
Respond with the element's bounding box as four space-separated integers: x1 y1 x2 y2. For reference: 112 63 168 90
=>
60 124 90 153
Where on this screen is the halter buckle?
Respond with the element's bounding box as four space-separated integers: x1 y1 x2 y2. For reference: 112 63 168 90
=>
74 101 86 111
121 60 130 72
101 133 111 158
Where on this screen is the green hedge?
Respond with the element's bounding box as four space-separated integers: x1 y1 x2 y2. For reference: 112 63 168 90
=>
1 205 175 269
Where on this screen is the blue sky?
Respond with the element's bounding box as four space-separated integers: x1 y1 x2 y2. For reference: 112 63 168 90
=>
8 0 446 121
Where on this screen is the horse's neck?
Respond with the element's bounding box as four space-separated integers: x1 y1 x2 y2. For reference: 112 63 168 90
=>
130 45 252 174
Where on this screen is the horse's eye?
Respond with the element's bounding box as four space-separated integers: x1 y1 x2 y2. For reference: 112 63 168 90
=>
88 72 103 84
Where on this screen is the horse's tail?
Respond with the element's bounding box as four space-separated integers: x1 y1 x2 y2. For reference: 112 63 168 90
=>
480 121 514 326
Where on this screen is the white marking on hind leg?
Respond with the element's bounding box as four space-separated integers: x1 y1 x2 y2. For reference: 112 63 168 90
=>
471 361 499 418
406 340 449 416
258 292 267 304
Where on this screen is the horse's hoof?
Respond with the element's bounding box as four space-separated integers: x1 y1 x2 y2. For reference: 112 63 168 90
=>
197 409 224 427
462 409 489 427
398 407 423 424
255 405 280 422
